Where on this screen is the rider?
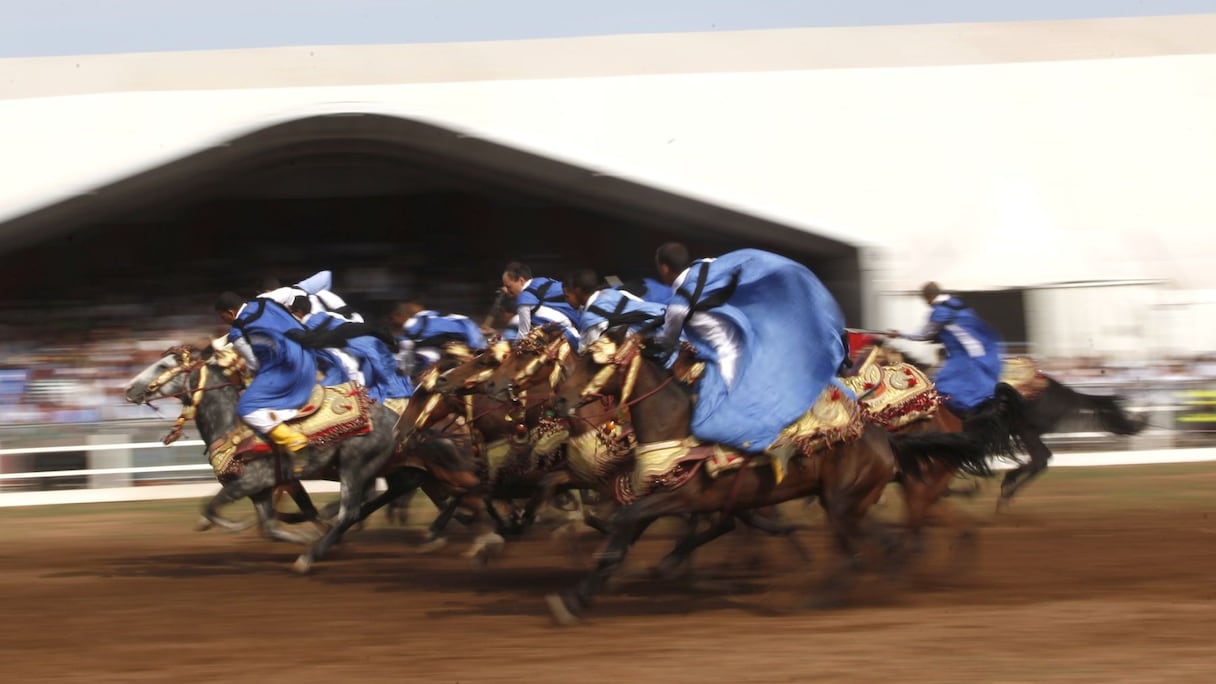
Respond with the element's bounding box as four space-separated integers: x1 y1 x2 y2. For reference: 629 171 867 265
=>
887 282 1004 414
390 294 487 376
215 291 320 469
564 267 666 350
500 261 580 346
651 242 849 453
288 296 412 403
258 270 364 323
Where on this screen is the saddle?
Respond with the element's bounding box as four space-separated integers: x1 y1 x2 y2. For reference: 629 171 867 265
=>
840 350 941 430
1001 356 1050 400
208 382 374 482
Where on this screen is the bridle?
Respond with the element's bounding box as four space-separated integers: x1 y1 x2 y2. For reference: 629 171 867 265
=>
142 345 249 445
435 340 511 395
503 329 572 402
565 333 674 425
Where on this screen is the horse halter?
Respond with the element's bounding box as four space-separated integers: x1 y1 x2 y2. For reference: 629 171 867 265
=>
436 341 510 392
145 344 248 445
575 334 644 408
509 330 572 393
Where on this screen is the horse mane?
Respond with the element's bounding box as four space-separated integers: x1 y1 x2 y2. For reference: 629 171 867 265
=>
962 383 1027 463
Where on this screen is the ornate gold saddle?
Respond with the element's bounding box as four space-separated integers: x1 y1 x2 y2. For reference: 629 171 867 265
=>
1001 356 1050 400
208 382 374 481
622 382 866 498
840 348 940 429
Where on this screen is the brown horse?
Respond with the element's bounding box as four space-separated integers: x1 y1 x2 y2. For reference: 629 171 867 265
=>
544 328 991 623
485 325 813 567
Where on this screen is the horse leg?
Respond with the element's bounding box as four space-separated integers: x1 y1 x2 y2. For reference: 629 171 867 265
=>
410 495 462 554
463 498 508 566
293 440 392 574
275 481 322 525
546 491 686 625
735 508 813 563
250 490 324 544
998 428 1052 511
356 469 425 523
520 470 573 533
655 513 736 580
198 485 260 533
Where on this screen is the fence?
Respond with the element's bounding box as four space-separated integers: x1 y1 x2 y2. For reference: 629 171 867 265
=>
1 376 1213 508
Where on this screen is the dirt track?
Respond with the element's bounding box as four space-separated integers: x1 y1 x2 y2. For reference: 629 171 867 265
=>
2 463 1215 683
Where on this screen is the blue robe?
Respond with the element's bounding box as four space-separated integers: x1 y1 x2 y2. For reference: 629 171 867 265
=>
578 287 666 349
927 297 1004 412
664 249 847 452
403 311 487 350
229 299 318 417
305 314 413 402
639 277 673 305
516 277 580 346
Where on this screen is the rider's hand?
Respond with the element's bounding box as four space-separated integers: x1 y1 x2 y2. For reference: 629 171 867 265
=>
885 329 901 339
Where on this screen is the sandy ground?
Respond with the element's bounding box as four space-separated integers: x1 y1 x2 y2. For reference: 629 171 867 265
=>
1 462 1214 684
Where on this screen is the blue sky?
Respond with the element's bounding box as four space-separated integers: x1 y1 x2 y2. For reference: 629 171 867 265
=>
3 0 1216 58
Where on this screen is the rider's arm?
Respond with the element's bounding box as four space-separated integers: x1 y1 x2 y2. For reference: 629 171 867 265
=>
231 335 260 371
580 320 609 351
897 319 945 342
654 300 690 349
295 270 333 295
516 304 533 336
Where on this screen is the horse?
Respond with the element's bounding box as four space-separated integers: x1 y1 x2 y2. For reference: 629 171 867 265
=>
483 324 813 572
124 344 422 573
869 343 1144 509
544 328 993 623
395 334 628 563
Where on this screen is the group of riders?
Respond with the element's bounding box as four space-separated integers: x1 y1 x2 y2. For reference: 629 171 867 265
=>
212 242 1007 475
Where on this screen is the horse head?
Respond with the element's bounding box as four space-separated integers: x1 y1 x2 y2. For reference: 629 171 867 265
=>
482 323 572 403
124 345 206 406
432 339 511 396
551 326 645 417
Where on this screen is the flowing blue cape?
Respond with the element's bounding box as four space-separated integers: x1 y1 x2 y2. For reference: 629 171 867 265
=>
579 288 666 339
929 297 1004 412
306 315 413 402
229 299 318 416
403 312 487 350
675 249 847 452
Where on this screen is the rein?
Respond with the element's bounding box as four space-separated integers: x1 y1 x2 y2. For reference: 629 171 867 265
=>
144 346 247 445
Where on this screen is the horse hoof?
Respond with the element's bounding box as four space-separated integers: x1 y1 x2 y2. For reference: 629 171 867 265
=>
545 593 583 627
194 516 214 532
292 555 313 575
415 537 448 554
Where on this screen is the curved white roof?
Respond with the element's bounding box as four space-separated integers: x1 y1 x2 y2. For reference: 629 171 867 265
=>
1 15 1215 290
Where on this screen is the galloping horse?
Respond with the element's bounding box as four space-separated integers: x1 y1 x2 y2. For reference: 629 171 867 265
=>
544 328 993 623
485 325 812 566
863 342 1143 509
125 344 418 573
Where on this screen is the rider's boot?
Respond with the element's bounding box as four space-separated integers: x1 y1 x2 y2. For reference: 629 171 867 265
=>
268 423 312 475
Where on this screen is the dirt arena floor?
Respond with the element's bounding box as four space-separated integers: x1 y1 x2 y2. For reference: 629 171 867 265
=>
2 462 1215 684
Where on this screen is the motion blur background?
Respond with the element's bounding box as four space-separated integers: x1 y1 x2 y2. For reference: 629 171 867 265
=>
3 0 1216 491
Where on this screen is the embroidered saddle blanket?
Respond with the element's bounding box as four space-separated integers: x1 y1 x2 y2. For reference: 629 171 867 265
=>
840 349 941 430
208 382 374 481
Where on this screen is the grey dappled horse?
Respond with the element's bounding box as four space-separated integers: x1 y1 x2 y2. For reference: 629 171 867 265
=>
125 345 414 573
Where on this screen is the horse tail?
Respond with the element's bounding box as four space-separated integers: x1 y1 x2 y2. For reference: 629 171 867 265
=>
1069 382 1144 435
1033 377 1145 436
961 382 1027 463
889 431 992 480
